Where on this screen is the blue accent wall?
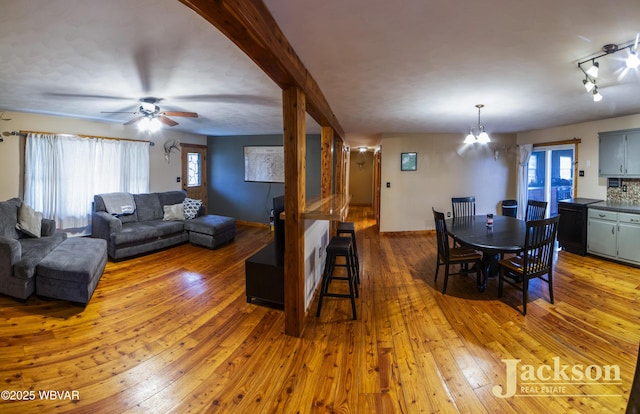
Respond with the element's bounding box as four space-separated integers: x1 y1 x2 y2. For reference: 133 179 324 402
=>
207 134 321 223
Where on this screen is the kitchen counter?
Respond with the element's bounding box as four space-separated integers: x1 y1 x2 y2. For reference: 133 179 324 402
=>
589 201 640 213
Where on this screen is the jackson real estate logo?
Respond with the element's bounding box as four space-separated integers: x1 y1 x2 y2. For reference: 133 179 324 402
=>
492 357 622 398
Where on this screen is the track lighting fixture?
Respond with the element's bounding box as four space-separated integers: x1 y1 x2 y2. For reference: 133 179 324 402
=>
463 104 491 144
578 33 639 103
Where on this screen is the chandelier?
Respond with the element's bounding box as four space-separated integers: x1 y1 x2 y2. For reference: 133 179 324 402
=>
464 104 491 144
578 33 639 102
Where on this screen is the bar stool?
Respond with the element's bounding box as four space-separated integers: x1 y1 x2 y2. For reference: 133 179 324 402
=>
316 236 358 320
337 221 360 284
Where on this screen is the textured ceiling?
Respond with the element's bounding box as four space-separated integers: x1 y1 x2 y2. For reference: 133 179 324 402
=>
1 0 640 147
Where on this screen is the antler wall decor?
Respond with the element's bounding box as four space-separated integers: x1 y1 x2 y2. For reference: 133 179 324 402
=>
163 139 180 163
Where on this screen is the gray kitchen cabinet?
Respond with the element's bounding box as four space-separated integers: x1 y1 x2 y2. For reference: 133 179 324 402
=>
598 129 640 177
588 208 640 265
617 213 640 264
625 131 640 176
599 132 625 176
587 209 618 258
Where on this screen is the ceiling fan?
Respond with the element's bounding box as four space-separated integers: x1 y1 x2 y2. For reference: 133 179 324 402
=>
102 97 198 129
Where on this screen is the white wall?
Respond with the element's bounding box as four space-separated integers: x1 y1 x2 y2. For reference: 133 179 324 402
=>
517 113 640 200
379 133 517 232
0 111 207 200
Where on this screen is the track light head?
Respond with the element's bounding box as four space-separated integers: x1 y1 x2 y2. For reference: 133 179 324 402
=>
593 88 603 102
583 78 595 92
586 61 600 78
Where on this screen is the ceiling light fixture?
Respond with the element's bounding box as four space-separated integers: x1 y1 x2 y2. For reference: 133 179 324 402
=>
464 104 491 145
138 116 162 133
577 34 640 102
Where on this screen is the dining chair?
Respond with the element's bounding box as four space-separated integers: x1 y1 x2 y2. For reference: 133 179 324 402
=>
451 196 476 218
526 200 547 220
432 208 482 294
497 215 560 315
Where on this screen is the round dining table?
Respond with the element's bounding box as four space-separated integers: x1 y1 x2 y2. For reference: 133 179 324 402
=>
445 215 526 290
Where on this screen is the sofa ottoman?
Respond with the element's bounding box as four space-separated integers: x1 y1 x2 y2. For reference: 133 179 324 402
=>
184 215 236 249
36 238 107 305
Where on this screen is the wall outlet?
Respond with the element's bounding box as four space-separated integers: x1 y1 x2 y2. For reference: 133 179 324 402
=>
447 212 451 218
176 177 181 183
623 184 628 192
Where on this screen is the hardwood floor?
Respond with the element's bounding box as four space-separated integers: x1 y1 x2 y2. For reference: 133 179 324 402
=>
0 207 638 413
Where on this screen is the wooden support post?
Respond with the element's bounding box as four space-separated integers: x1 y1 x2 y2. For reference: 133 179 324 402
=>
321 126 335 234
282 86 306 337
335 138 347 196
321 126 334 199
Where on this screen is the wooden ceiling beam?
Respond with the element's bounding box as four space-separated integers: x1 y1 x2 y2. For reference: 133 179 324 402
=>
179 0 345 139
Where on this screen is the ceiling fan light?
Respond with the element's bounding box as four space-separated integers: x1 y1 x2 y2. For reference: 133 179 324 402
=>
585 61 600 78
477 131 491 144
148 117 162 132
464 132 476 144
583 78 595 92
626 50 640 69
137 117 151 131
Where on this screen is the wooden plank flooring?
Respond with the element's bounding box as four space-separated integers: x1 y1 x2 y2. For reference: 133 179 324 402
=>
0 207 638 413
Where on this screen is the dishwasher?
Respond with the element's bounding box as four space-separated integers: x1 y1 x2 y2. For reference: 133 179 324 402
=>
557 198 603 256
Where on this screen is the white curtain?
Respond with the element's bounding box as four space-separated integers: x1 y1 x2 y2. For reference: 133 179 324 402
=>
516 144 533 220
24 133 149 235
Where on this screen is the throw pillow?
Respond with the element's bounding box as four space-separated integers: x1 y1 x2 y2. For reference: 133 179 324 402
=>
163 204 185 221
16 202 42 238
183 198 202 220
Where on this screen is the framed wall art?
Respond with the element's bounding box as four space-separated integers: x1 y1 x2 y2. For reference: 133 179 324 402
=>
401 152 417 171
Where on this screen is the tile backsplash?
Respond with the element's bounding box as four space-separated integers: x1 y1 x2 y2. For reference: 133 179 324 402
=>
607 179 640 203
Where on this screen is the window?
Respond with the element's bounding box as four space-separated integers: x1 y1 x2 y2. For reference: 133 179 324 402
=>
187 152 201 187
24 133 149 235
527 155 537 186
559 156 572 180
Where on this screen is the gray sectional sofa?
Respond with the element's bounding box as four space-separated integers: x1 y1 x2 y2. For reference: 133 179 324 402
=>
92 190 236 260
0 197 67 300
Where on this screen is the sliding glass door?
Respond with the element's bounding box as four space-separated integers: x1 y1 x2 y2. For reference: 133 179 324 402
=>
527 145 574 216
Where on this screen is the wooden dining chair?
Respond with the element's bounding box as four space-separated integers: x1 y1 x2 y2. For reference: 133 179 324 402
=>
525 200 547 221
451 196 476 218
498 215 560 315
432 208 482 294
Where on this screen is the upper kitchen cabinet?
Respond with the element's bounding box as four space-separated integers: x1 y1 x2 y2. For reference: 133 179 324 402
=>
599 129 640 177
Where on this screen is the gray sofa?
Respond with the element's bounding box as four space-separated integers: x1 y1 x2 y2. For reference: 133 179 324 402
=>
0 198 67 300
92 190 236 260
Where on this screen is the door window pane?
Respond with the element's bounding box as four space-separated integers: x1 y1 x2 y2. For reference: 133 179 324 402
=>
187 152 201 187
527 151 545 202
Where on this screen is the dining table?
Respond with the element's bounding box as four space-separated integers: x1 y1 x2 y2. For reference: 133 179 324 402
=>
445 214 526 291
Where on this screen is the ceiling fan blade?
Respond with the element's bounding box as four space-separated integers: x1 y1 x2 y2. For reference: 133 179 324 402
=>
124 117 143 126
163 111 198 118
158 116 179 127
101 111 138 114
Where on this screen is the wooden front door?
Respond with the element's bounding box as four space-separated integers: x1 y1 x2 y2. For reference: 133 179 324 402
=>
180 143 208 214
